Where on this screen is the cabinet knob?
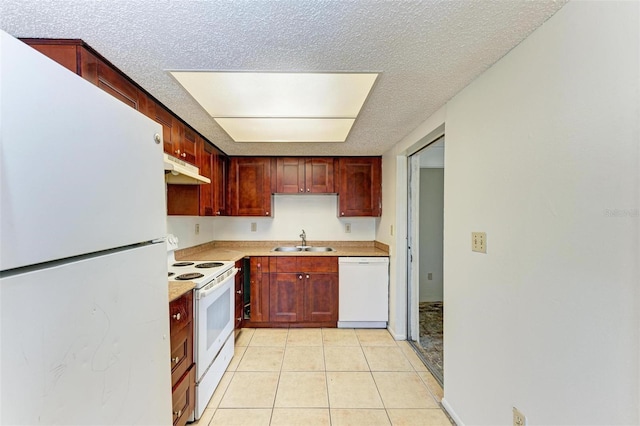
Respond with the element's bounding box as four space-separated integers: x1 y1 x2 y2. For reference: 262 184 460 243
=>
299 275 303 280
265 211 269 216
172 356 180 364
182 153 186 158
306 274 310 279
173 312 181 321
307 188 310 192
300 188 303 192
174 410 182 418
236 290 241 294
237 317 242 322
175 149 180 154
341 212 345 216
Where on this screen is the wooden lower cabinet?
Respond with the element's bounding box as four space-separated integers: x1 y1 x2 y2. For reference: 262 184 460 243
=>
169 291 195 426
234 259 245 329
248 256 338 327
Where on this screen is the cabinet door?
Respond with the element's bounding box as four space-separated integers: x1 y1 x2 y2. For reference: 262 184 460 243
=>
213 150 228 216
172 367 195 426
149 101 177 155
228 157 273 216
199 141 215 216
95 58 146 112
304 272 338 323
269 272 304 322
276 157 305 193
234 260 245 329
305 158 334 193
181 126 198 165
249 257 270 322
337 157 382 217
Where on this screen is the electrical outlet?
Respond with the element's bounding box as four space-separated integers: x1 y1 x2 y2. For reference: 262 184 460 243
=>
195 224 200 235
251 222 257 232
513 407 526 426
345 223 351 233
472 232 487 253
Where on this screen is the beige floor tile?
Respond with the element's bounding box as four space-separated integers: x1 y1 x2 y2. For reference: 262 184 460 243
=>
362 346 413 371
226 345 247 372
192 407 215 425
282 346 325 371
326 372 384 408
219 372 279 408
330 409 391 426
235 328 255 347
324 346 369 371
386 408 452 426
397 341 429 372
373 372 438 409
236 346 284 371
271 408 331 425
418 371 444 401
274 372 328 408
250 328 289 346
207 372 234 409
286 328 323 346
322 328 359 346
355 329 398 346
210 408 272 425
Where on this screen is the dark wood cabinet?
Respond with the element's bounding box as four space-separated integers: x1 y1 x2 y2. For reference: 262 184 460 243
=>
249 257 270 322
228 157 274 216
213 152 228 216
276 157 334 194
336 157 382 217
254 257 338 326
234 259 245 329
169 291 195 426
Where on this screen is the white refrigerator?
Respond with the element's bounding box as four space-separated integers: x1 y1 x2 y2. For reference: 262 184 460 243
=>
0 30 172 424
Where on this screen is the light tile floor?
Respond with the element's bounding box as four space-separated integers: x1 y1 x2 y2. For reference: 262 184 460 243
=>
193 328 452 426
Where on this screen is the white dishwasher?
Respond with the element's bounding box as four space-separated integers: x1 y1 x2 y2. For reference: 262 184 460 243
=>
338 257 389 328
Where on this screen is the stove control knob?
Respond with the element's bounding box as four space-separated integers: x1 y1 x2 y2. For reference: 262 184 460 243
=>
173 313 181 321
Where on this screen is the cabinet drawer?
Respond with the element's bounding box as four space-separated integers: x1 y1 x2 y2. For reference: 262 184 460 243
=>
169 291 192 334
298 257 338 273
170 320 193 387
172 366 195 426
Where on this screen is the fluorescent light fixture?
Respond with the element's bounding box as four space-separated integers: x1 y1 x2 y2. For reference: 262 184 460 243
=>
169 71 378 143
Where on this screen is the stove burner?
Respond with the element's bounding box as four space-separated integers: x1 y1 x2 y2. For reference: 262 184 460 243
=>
168 272 175 277
175 272 204 281
173 262 195 267
195 262 225 269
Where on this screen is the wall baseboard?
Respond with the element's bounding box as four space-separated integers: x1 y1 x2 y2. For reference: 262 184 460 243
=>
441 398 463 426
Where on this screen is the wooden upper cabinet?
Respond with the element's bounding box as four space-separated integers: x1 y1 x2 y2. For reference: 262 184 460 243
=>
199 139 215 217
147 101 175 155
276 157 334 194
94 59 146 112
181 126 198 165
228 157 274 216
336 157 382 217
213 153 228 216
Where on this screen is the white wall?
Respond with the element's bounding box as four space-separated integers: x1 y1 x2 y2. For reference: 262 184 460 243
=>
382 1 639 424
168 194 377 248
419 168 444 302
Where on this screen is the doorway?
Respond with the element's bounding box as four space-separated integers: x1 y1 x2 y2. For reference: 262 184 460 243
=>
407 136 445 386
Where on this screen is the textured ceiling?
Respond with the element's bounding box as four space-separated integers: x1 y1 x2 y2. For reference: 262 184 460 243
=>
0 0 566 156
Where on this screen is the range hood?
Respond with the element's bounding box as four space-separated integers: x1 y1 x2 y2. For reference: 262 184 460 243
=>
164 153 211 185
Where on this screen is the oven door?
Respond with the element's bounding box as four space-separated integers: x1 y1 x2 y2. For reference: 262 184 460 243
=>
194 269 236 381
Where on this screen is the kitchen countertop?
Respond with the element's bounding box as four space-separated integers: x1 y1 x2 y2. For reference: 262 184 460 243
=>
168 281 195 302
175 240 389 262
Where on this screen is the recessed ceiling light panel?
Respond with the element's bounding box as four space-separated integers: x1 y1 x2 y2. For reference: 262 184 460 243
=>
169 71 378 142
215 118 355 142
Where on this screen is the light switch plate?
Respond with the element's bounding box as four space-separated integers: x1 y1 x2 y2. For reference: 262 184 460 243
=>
472 232 487 253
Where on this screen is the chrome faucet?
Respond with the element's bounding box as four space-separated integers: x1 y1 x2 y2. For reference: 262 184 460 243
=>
300 229 307 247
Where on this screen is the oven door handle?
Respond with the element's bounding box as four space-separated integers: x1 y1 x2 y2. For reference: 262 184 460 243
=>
197 268 238 300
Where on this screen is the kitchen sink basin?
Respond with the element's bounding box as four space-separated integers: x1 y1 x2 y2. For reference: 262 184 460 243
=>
272 246 303 252
303 246 335 252
272 246 335 252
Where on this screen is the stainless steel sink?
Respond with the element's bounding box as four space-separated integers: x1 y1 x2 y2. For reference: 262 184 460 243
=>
272 246 335 252
303 247 335 252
